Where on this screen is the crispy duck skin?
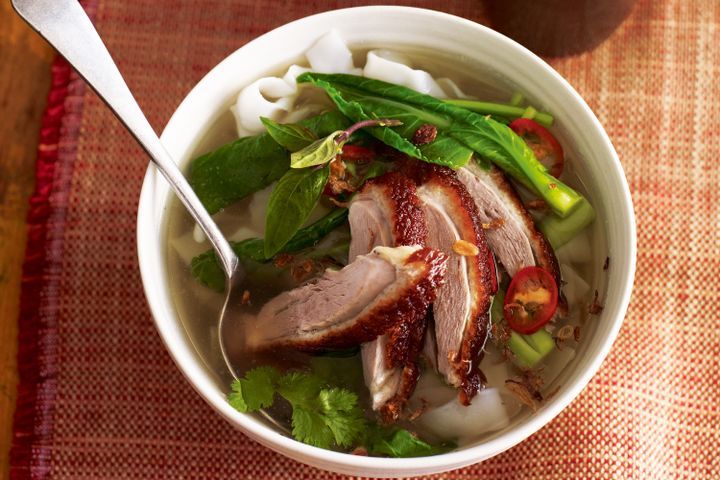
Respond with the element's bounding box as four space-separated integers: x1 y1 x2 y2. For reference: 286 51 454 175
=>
349 172 431 421
246 245 447 353
406 161 497 405
459 162 566 314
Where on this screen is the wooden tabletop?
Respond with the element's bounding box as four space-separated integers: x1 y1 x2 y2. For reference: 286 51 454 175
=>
0 3 55 478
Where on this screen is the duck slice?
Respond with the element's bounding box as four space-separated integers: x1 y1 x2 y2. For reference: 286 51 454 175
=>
458 162 565 311
246 245 447 352
348 172 430 421
412 162 497 405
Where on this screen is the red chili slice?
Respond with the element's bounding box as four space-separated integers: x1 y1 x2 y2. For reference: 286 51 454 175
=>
509 118 564 177
503 266 559 334
338 144 376 164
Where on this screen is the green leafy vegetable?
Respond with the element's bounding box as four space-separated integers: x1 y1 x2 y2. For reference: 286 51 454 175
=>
491 280 554 368
190 110 350 213
190 208 348 291
228 366 450 456
297 73 472 169
297 73 588 218
230 367 364 450
228 366 280 412
291 131 345 168
444 99 554 127
363 425 455 457
264 165 330 258
260 117 318 151
291 118 402 169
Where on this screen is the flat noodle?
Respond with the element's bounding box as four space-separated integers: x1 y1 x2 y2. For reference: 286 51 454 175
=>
231 30 359 137
363 50 447 97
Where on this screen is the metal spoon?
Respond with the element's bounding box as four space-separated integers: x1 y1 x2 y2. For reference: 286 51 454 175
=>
13 0 260 400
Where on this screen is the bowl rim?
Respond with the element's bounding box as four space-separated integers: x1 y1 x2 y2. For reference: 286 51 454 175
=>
137 5 636 475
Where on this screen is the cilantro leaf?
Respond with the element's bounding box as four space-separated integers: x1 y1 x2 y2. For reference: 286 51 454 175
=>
318 388 366 447
280 375 365 449
277 371 324 406
227 366 280 412
227 366 453 457
291 406 336 449
364 425 456 458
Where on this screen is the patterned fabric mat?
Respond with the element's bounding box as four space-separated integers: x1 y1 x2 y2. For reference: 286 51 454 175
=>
11 0 720 478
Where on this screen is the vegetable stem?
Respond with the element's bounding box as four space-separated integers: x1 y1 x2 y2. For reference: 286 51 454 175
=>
509 92 525 106
538 197 596 249
508 330 555 368
444 99 554 127
336 118 402 144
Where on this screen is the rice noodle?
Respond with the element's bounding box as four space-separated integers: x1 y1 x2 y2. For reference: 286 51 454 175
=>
363 50 447 97
231 30 360 137
418 388 511 440
305 29 361 75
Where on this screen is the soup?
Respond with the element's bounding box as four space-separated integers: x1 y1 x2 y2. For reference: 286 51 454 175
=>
165 35 606 455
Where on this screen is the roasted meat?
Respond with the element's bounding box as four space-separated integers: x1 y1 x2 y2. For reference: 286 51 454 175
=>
410 162 497 405
458 162 565 312
348 172 430 421
246 245 447 353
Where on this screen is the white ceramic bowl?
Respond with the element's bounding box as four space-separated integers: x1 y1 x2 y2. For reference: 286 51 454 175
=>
137 6 636 477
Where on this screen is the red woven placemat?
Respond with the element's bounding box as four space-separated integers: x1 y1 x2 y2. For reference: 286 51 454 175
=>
11 0 720 478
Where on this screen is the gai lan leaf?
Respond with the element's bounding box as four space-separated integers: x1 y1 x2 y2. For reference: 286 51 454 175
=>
297 73 588 218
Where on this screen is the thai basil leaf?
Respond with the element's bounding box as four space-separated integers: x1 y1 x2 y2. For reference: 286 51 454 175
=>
189 134 286 215
190 208 348 291
296 73 585 217
264 165 330 258
290 131 344 168
189 110 350 214
260 117 318 151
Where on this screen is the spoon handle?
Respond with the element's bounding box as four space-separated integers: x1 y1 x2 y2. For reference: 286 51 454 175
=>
13 0 239 277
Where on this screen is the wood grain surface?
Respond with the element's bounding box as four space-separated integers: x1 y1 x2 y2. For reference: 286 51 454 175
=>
0 2 55 478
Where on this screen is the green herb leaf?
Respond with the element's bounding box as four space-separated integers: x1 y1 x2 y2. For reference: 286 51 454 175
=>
261 117 319 151
290 131 344 168
227 366 450 456
190 134 287 215
318 388 365 447
190 208 349 291
277 371 325 406
264 165 330 258
189 110 350 213
227 366 281 412
364 425 456 457
292 407 336 449
278 372 364 449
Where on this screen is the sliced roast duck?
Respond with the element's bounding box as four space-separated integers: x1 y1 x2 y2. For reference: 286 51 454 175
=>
348 172 431 421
